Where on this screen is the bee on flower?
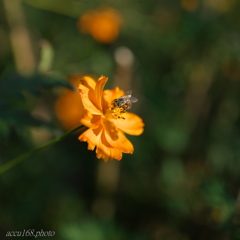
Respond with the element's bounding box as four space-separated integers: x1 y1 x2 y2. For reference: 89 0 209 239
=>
110 91 138 119
78 75 144 162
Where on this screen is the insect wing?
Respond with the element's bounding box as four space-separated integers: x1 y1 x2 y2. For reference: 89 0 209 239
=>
124 90 132 98
129 97 138 103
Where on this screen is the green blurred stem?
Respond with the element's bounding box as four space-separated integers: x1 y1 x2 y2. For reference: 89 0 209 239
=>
0 125 85 175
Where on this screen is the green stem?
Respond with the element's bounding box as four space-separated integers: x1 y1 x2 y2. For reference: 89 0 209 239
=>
0 125 85 175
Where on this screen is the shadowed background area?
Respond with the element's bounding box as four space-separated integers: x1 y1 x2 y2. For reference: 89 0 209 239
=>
1 0 240 239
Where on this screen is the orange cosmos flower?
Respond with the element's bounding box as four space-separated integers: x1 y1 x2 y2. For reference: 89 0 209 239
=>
78 7 122 43
78 75 144 162
55 75 84 130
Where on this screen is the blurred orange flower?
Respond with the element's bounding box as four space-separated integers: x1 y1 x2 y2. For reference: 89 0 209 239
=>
54 76 84 130
78 75 144 162
78 7 122 43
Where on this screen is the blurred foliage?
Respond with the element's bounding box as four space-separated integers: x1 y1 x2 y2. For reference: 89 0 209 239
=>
1 0 240 239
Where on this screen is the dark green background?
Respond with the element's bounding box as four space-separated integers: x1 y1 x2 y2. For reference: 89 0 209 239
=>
1 0 240 239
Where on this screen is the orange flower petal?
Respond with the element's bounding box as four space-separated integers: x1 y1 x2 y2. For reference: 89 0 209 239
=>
96 145 122 162
101 117 134 153
79 122 123 162
95 75 108 110
78 125 102 150
104 129 134 154
79 84 102 115
96 131 123 161
79 76 100 108
103 87 125 104
101 117 118 140
112 112 144 136
80 110 101 128
79 76 96 91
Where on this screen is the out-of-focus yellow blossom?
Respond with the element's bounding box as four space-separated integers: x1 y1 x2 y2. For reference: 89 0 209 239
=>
78 7 122 44
54 75 84 130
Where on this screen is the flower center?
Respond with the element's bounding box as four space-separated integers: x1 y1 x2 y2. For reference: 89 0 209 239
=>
110 99 127 119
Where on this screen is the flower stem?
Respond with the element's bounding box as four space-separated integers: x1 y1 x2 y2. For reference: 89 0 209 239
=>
0 125 85 175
